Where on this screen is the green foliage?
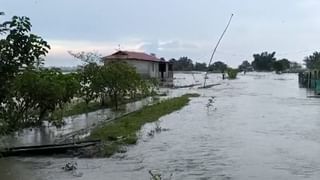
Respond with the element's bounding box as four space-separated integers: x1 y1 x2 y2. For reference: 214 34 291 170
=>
273 59 290 74
238 60 252 72
0 15 50 102
0 69 79 133
77 62 102 105
208 61 228 73
0 14 50 133
90 93 199 157
252 52 276 71
227 68 238 79
273 61 283 73
169 57 194 71
194 62 207 71
69 51 103 105
103 61 150 109
304 51 320 70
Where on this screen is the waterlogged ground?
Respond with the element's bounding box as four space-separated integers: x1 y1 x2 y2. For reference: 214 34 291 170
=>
1 72 320 180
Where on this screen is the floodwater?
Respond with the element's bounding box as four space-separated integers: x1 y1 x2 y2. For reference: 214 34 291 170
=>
1 72 320 180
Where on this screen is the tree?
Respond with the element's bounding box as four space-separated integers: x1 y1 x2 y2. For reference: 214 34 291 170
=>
0 14 50 133
0 16 50 103
289 62 302 71
273 61 284 74
76 63 102 105
304 52 320 69
169 57 194 71
208 61 228 72
252 52 276 71
0 68 79 132
103 61 148 109
194 62 207 71
238 60 252 72
69 51 103 105
273 59 290 73
12 69 79 126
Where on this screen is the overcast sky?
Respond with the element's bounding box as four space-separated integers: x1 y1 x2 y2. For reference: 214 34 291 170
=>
2 0 320 67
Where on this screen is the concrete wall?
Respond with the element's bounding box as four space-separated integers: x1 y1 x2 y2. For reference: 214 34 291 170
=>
104 59 174 83
122 60 159 78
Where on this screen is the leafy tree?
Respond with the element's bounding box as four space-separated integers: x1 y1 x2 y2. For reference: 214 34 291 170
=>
252 52 276 71
273 59 290 73
304 52 320 69
0 14 50 133
76 63 102 105
10 69 79 127
238 60 252 72
278 59 290 69
273 61 284 74
69 51 103 105
0 68 79 132
104 61 148 109
0 16 50 103
208 61 228 72
169 57 194 71
194 62 207 71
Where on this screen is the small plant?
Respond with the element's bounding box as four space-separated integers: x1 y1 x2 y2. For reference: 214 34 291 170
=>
206 96 215 108
149 170 173 180
227 68 238 79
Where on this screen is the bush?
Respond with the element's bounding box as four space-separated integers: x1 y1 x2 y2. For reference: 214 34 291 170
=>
227 68 238 79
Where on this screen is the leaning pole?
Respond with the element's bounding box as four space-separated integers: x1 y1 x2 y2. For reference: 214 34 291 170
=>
203 14 234 87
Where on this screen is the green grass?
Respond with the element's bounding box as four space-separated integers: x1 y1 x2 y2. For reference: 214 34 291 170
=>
227 68 238 79
89 93 200 157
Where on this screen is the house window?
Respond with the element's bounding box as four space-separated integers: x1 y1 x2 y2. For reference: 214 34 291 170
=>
152 63 155 72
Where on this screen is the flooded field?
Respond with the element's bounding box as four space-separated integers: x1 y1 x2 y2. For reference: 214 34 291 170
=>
1 72 320 180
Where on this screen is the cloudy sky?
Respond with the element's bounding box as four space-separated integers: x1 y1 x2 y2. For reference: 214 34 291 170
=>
2 0 320 67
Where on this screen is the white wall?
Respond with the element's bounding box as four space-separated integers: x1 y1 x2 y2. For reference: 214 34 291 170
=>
124 60 159 78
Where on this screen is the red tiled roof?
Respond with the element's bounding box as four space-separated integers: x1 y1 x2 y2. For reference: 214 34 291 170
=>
103 51 161 62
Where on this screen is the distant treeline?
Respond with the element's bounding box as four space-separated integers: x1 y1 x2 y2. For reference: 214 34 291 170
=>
168 57 228 72
169 52 306 73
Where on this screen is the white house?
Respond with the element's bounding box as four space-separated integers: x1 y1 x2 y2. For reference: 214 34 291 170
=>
103 51 173 85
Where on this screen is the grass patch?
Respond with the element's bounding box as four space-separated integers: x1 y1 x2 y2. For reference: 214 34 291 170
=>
89 93 200 157
185 93 201 97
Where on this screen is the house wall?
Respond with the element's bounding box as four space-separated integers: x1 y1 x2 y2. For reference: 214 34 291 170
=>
105 59 159 78
125 60 159 78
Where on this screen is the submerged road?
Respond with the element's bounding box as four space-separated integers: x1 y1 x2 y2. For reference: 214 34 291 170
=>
1 72 320 180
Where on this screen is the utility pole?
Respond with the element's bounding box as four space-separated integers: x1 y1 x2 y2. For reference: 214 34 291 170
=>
204 14 234 87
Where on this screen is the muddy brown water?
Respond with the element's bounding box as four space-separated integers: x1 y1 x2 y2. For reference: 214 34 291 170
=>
1 72 320 180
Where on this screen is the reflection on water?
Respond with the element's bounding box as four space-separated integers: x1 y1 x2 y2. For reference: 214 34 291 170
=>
1 72 320 180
